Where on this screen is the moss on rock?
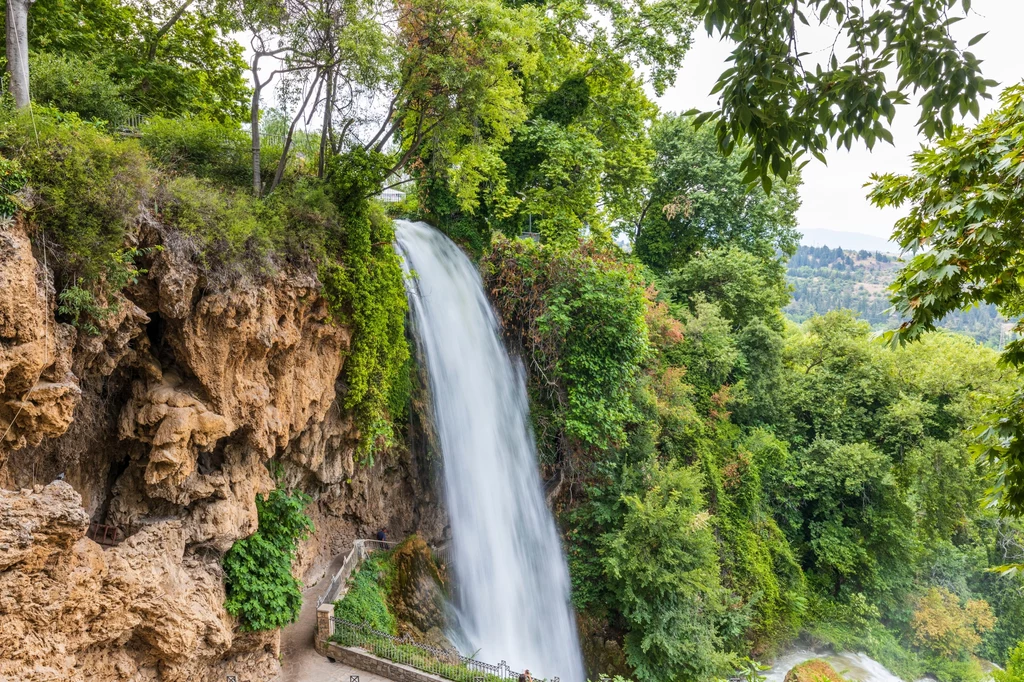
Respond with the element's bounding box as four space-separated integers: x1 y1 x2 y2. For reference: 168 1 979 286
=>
785 659 846 682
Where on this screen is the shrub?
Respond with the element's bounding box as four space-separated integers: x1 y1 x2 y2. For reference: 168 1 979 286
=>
158 176 268 265
334 553 398 635
994 642 1024 682
223 487 314 631
0 108 154 281
30 51 131 125
56 247 155 334
482 235 650 454
141 116 252 187
601 462 734 682
911 587 995 659
0 156 28 217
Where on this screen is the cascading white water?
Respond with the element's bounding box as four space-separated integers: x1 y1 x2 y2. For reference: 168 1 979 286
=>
763 650 906 682
395 220 586 682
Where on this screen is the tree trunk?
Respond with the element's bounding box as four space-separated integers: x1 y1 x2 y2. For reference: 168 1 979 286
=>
267 69 322 195
251 81 262 196
318 67 333 179
6 0 32 109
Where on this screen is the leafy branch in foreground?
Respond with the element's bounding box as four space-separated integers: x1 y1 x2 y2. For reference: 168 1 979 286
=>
689 0 995 189
870 84 1024 515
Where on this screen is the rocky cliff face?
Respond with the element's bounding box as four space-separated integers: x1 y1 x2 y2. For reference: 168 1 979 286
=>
0 219 446 682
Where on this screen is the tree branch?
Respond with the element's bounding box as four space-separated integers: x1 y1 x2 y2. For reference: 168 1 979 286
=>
147 0 196 61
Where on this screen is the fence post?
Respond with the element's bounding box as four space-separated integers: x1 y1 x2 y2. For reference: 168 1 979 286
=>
315 602 335 656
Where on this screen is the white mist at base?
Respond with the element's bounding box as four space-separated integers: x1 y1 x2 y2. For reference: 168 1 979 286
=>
395 220 586 682
765 649 999 682
764 650 936 682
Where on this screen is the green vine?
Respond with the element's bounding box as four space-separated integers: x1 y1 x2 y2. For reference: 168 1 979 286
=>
322 149 410 463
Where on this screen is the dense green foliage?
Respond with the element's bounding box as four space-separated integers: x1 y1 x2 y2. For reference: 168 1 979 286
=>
223 487 314 631
487 230 1024 682
322 150 410 460
634 115 800 274
995 642 1024 682
334 553 399 635
29 51 131 125
484 237 649 456
871 84 1024 515
23 0 249 120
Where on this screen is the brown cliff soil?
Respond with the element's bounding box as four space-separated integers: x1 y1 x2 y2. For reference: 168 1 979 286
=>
0 218 446 681
785 659 847 682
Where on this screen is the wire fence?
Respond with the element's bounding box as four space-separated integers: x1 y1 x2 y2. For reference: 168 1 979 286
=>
332 617 558 682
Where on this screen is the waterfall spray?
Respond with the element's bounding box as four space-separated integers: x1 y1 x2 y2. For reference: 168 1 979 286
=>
396 220 585 682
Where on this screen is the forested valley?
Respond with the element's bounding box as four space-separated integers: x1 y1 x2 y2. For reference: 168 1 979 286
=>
1 1 1023 682
784 246 1009 346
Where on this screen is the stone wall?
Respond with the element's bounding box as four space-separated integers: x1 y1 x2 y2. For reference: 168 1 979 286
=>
326 643 453 682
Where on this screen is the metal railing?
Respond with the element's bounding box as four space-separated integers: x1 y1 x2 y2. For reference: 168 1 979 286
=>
87 522 122 547
332 617 557 682
317 538 453 607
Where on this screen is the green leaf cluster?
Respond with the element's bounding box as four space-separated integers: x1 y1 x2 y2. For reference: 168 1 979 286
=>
223 486 314 632
690 0 995 187
870 84 1024 515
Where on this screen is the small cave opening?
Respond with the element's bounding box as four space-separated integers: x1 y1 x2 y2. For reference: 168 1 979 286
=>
196 441 227 476
86 451 133 548
145 311 176 368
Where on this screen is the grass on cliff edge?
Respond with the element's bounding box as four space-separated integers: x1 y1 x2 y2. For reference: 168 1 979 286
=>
0 105 411 462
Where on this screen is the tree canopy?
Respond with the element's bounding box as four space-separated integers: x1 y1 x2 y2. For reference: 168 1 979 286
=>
871 84 1024 515
689 0 996 188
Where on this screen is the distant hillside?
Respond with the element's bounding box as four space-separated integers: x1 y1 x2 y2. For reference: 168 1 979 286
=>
785 245 1009 346
799 228 897 253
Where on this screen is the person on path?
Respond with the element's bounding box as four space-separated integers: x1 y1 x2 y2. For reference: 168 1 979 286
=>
376 528 387 542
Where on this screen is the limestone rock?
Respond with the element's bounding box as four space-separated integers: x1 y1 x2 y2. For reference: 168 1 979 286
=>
0 219 79 455
0 219 446 682
389 535 450 637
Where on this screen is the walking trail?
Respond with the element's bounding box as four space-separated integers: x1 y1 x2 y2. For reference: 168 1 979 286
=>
278 551 391 682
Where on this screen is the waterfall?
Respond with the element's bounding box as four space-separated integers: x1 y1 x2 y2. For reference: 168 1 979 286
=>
395 220 586 682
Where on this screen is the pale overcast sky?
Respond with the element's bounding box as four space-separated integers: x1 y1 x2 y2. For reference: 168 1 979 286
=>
655 0 1024 243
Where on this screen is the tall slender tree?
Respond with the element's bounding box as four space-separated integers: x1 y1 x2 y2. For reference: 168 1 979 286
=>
6 0 33 108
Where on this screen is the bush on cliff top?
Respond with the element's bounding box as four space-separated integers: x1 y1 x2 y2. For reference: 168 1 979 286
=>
0 107 409 466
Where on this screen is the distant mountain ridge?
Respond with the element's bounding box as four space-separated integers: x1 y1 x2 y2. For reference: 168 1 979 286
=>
799 228 897 254
785 244 1009 347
